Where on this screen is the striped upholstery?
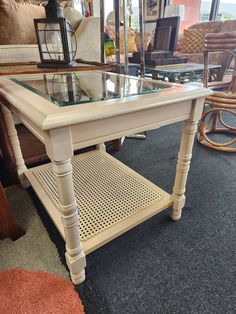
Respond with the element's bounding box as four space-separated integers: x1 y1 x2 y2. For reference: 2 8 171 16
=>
205 31 236 51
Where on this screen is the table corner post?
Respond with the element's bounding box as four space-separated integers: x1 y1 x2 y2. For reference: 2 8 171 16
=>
46 127 86 284
170 98 205 221
0 103 28 188
96 143 106 151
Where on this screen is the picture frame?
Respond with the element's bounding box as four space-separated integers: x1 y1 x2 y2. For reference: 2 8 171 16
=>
144 0 161 22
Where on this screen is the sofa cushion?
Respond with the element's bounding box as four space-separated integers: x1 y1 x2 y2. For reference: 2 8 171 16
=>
119 29 138 54
177 21 223 54
63 6 83 31
182 29 207 54
0 0 45 44
189 20 222 33
75 17 101 62
176 33 184 52
219 20 236 33
105 26 138 53
135 31 153 52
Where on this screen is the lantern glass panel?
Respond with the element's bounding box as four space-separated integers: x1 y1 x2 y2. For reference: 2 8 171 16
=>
37 23 47 60
37 22 64 62
65 22 76 60
45 23 64 62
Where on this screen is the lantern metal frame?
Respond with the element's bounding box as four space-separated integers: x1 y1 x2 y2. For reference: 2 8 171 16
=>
34 17 77 68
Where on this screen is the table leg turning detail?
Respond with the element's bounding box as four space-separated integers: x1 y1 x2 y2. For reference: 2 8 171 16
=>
0 104 28 187
170 99 205 220
45 128 86 284
52 159 86 284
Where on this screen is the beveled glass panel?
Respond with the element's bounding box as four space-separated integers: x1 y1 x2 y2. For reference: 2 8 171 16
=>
10 72 173 107
37 22 65 62
66 22 76 60
45 23 64 62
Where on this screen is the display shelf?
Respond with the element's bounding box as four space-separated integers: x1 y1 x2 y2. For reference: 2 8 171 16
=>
25 150 172 254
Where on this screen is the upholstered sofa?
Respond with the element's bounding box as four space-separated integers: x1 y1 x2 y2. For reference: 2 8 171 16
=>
0 0 154 65
174 19 236 64
0 1 101 63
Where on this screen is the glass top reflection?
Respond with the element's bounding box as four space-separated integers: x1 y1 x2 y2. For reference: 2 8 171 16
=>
11 72 170 107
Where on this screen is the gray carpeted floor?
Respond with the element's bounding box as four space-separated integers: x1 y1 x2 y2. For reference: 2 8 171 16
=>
0 185 69 280
77 124 236 314
1 122 236 314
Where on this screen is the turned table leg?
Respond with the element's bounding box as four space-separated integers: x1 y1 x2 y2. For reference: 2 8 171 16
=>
0 107 18 185
96 143 106 151
0 104 28 187
170 99 205 221
46 127 86 284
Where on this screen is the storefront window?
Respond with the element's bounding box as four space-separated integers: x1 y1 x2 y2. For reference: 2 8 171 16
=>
200 0 212 21
218 0 236 21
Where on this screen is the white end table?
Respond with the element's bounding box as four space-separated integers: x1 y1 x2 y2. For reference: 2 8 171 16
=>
0 71 212 284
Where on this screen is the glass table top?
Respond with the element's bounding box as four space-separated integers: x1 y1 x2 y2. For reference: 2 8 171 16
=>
10 71 171 107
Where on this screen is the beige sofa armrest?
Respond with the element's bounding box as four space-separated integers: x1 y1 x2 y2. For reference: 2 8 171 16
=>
0 45 40 64
74 17 101 63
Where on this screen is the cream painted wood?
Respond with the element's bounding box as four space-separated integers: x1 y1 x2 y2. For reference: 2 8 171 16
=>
0 71 213 284
0 104 28 187
70 100 192 150
96 143 106 151
170 98 205 220
0 73 211 131
25 151 172 255
45 127 86 284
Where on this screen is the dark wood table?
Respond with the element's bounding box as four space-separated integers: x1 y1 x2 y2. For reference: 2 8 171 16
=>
146 63 222 83
0 61 118 76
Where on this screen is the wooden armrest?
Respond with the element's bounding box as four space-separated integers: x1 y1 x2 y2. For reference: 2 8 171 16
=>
0 61 37 67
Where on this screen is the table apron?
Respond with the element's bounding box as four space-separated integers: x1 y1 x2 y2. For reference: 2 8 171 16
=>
71 100 193 149
4 98 194 151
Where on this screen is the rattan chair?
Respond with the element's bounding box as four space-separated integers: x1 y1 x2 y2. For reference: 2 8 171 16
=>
198 31 236 152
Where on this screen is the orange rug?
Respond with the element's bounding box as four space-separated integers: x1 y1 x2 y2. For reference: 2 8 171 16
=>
0 269 84 314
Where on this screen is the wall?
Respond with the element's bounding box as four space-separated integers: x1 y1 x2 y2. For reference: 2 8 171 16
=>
172 0 201 32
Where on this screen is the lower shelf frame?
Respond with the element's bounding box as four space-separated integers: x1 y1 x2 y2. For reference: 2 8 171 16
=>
25 150 172 255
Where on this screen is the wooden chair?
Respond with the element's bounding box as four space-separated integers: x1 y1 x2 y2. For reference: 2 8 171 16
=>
198 31 236 152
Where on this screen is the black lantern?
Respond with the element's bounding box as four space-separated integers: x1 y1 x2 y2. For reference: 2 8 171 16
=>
34 0 77 68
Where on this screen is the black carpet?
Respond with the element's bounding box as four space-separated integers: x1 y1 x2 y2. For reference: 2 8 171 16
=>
32 122 236 314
